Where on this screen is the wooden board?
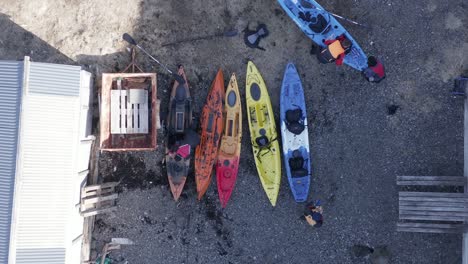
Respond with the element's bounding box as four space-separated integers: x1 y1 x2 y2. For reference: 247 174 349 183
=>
397 175 466 186
397 222 468 234
399 192 468 198
399 214 467 222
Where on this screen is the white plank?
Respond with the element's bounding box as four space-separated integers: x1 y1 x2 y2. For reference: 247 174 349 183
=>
400 210 468 217
124 92 131 133
400 214 467 222
139 101 149 133
397 180 466 186
398 222 468 229
464 85 468 264
82 193 118 205
110 90 124 134
83 182 118 192
400 200 468 208
111 238 135 245
81 206 117 217
397 222 467 234
129 89 148 134
128 89 147 104
400 206 468 212
399 196 468 203
399 192 467 198
398 176 466 181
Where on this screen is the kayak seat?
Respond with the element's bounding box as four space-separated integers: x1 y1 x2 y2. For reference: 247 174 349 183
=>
308 14 328 33
289 156 304 170
289 155 308 177
285 109 305 135
288 122 305 135
286 109 302 122
175 84 186 103
255 135 269 147
292 168 309 177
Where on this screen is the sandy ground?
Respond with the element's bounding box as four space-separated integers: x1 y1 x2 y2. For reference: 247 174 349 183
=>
1 0 467 263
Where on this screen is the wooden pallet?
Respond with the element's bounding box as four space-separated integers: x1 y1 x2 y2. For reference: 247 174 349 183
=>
110 89 148 134
80 182 118 217
397 191 468 233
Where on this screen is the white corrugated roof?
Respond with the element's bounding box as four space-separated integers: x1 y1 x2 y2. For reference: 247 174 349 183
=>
0 57 93 264
0 60 23 264
13 93 79 261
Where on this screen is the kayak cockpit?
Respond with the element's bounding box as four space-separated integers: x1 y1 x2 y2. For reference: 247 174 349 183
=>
288 150 308 177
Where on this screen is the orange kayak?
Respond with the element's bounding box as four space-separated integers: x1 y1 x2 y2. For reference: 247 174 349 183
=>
195 69 225 199
166 66 192 201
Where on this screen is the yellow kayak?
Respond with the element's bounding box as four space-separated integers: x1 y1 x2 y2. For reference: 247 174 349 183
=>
245 61 281 206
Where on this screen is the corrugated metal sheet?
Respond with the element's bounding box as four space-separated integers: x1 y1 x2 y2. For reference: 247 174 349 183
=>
16 248 65 264
14 93 80 264
0 59 92 264
29 62 81 96
0 61 22 264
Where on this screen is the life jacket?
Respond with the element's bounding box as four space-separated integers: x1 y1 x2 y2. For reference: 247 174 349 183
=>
328 41 345 58
319 40 345 63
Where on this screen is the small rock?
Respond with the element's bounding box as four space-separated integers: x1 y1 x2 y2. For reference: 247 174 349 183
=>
370 246 390 264
351 244 374 258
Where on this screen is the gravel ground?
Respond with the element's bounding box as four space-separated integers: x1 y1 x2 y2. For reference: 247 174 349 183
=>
1 0 467 263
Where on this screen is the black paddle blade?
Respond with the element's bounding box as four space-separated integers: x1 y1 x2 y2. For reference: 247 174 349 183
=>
173 73 186 85
123 33 137 45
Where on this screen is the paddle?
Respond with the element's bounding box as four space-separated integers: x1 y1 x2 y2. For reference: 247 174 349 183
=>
122 33 185 84
298 0 369 28
161 30 238 47
327 11 369 29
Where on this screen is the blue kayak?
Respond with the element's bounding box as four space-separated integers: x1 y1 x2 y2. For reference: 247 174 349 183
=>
280 63 311 202
277 0 368 71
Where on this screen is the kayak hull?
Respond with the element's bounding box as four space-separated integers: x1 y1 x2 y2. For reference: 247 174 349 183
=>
216 73 242 208
166 66 192 201
195 69 225 200
280 63 311 202
277 0 368 71
246 61 282 206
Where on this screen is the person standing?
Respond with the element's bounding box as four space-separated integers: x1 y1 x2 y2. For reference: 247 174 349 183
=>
304 200 323 227
363 56 386 83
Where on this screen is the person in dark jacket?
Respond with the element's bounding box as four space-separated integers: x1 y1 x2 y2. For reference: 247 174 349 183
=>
363 56 385 83
304 200 323 227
